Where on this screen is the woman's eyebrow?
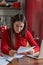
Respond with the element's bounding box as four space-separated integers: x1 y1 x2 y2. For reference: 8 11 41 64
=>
16 25 22 27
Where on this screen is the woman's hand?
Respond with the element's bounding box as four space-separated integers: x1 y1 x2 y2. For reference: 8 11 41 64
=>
18 49 35 56
27 49 35 55
9 50 17 57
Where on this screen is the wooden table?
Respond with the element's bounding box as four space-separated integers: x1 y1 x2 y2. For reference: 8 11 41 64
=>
7 56 43 65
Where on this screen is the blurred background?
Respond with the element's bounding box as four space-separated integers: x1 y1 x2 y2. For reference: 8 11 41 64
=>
0 0 43 48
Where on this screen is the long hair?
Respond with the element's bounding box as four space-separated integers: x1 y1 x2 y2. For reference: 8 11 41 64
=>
11 14 26 37
11 14 26 49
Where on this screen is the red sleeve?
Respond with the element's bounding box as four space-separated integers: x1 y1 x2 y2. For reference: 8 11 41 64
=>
26 30 39 52
1 30 10 55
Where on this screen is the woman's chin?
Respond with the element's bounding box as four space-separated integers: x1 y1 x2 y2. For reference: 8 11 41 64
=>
15 31 20 33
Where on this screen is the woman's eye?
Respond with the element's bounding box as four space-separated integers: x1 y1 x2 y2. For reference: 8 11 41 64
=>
16 25 18 27
20 26 22 28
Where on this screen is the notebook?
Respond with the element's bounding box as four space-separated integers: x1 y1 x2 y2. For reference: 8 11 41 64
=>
27 40 43 59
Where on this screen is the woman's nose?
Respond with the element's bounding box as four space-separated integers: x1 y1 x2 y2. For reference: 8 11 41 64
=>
17 27 21 31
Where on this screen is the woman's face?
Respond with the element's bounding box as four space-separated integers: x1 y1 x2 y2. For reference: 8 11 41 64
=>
13 21 24 33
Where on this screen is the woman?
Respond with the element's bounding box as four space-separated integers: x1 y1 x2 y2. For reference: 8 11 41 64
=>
1 14 39 56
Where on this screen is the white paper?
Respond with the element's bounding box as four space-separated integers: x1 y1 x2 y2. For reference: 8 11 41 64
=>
0 57 9 65
0 46 35 65
17 46 35 53
0 53 24 65
14 54 24 58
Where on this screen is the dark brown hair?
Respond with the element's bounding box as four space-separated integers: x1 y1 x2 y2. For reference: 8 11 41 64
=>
11 14 26 37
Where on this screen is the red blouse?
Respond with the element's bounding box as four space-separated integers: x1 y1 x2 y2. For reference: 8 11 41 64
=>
1 29 39 55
